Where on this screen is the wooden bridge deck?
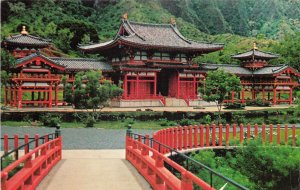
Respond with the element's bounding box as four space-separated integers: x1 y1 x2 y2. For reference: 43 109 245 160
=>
37 150 151 190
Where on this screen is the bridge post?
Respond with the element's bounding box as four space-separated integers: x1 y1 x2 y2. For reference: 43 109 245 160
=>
206 124 210 147
4 134 8 153
1 172 8 190
55 124 61 138
226 124 229 146
219 124 223 146
239 124 244 144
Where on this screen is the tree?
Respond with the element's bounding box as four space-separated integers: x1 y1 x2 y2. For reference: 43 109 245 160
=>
199 69 241 123
65 70 123 127
1 50 16 71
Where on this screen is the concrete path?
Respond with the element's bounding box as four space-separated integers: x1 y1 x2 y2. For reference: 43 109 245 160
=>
37 150 152 190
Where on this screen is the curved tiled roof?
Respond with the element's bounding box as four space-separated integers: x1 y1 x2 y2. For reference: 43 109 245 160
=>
79 20 223 53
3 34 50 48
15 53 112 72
232 49 279 60
49 57 112 71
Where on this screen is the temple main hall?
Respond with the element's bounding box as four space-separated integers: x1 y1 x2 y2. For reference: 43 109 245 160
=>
2 19 300 108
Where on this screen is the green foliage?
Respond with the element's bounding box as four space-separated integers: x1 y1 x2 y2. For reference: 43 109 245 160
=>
1 49 16 71
191 141 300 189
40 113 61 128
199 69 242 123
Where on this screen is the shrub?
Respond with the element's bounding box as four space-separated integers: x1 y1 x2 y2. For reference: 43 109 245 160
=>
40 113 61 128
84 115 96 128
224 102 245 109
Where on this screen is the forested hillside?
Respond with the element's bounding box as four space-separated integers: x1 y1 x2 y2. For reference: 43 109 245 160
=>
1 0 299 70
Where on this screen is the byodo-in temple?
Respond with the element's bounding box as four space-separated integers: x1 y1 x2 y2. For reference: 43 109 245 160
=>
2 18 300 108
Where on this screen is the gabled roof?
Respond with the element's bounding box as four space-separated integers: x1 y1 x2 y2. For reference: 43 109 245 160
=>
3 33 51 48
49 57 112 71
79 20 223 53
231 49 279 61
15 53 112 72
200 63 300 76
200 63 252 75
16 53 65 71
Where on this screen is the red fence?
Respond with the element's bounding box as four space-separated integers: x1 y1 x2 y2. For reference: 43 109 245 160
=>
126 124 298 190
153 124 297 154
1 133 62 190
126 134 214 190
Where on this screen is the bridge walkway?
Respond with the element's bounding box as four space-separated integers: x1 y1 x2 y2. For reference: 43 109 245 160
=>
37 150 151 190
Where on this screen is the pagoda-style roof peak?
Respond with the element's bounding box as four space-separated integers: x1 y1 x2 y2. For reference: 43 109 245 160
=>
231 47 279 61
79 19 223 54
3 29 51 49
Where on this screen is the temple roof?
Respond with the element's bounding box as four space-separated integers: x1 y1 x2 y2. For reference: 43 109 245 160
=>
79 20 223 53
49 57 112 71
200 63 299 76
15 53 112 72
231 49 279 61
3 27 51 49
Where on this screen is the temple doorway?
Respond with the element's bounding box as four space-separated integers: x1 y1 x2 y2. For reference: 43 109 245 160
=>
157 69 178 97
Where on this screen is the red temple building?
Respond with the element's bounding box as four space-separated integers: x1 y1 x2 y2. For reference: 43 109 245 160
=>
2 26 112 108
2 20 300 108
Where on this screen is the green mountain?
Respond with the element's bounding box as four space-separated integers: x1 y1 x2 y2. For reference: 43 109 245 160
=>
1 0 299 70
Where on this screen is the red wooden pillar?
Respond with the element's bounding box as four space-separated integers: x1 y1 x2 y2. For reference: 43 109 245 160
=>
183 126 188 149
178 127 183 150
251 89 255 100
188 125 193 148
273 87 277 105
225 124 229 146
247 123 251 141
277 124 281 145
200 125 204 147
289 88 293 104
177 72 180 98
193 125 198 148
136 73 139 98
239 124 244 144
4 134 8 153
206 124 210 147
24 134 29 154
254 124 258 138
154 73 157 96
233 123 237 139
18 85 22 108
231 91 235 103
241 89 245 104
174 127 178 149
292 124 296 146
4 86 7 106
262 124 266 144
35 134 39 157
49 84 53 108
212 124 216 146
219 124 223 146
123 74 127 98
193 76 196 99
269 124 273 144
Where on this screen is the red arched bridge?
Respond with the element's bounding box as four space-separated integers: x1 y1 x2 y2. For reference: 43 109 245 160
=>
1 124 298 190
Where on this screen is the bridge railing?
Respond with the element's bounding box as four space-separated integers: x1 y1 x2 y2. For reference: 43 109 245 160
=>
126 132 248 190
1 128 62 190
153 124 297 154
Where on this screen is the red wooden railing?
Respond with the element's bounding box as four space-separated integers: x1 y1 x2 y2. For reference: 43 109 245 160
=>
153 124 297 154
126 124 297 190
1 132 62 190
126 134 214 190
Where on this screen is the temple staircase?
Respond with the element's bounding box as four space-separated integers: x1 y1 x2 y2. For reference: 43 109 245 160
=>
165 98 188 107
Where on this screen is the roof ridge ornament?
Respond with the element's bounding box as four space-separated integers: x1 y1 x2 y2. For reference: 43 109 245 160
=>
123 13 128 21
253 42 258 50
21 26 29 35
170 18 176 26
